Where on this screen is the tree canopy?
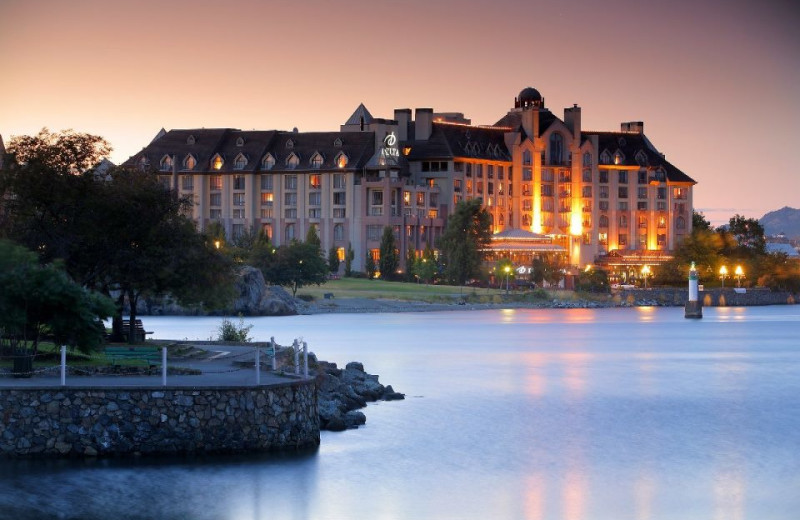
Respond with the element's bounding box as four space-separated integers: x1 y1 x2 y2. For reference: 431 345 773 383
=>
378 226 399 279
439 199 492 286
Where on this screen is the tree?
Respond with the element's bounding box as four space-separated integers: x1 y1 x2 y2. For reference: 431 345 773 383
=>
0 240 114 366
344 243 355 277
576 267 610 293
727 214 766 257
365 251 377 279
439 199 492 287
405 247 417 282
417 246 438 284
692 211 712 232
263 241 328 296
378 226 399 280
305 225 322 254
495 258 515 290
328 246 340 274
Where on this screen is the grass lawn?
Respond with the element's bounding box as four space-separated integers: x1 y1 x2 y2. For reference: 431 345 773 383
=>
297 278 506 302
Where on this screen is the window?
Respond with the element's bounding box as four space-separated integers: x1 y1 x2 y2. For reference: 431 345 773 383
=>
186 135 196 145
488 165 494 179
138 157 150 171
260 208 273 218
334 224 344 240
619 215 628 227
673 187 688 199
618 233 628 246
285 224 295 240
523 168 532 181
233 193 245 207
236 137 245 147
371 190 383 206
599 201 609 211
311 153 324 169
333 174 345 189
286 153 299 169
558 170 571 183
497 166 504 179
618 202 628 210
476 164 483 178
183 155 196 170
333 192 346 205
549 133 563 165
181 175 193 191
261 175 273 190
210 209 221 220
599 186 609 198
308 208 321 218
336 152 348 168
333 208 346 218
582 186 592 198
261 192 273 205
465 163 472 177
638 232 647 248
212 154 223 170
487 182 494 195
262 154 275 170
618 187 628 199
367 225 382 241
638 187 647 199
454 179 462 193
658 233 667 246
210 175 222 191
541 184 553 197
234 154 247 170
600 150 611 164
638 215 648 229
210 193 221 206
618 171 628 184
658 215 667 228
583 152 592 167
638 171 648 184
583 169 592 182
308 192 321 206
637 201 648 211
309 174 321 189
599 171 608 183
284 208 297 219
657 187 666 200
477 182 483 194
523 150 532 166
677 216 686 230
160 155 173 172
233 175 245 190
284 193 297 206
657 201 667 211
599 232 608 245
522 200 532 211
285 175 297 190
416 192 425 206
233 209 245 219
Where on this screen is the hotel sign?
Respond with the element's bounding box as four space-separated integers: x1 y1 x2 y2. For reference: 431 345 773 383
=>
380 132 400 165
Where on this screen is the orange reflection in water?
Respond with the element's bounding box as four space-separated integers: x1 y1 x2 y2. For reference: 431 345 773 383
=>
634 471 656 520
636 305 656 322
562 469 587 520
561 352 593 400
520 352 549 397
524 473 545 520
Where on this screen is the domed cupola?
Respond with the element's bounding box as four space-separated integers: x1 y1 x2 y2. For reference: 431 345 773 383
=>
515 87 544 109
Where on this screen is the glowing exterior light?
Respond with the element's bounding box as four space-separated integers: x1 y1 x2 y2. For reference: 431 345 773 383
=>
570 212 582 236
734 265 744 287
719 265 728 288
214 240 221 249
641 264 651 289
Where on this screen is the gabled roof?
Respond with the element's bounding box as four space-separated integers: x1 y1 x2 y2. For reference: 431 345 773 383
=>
403 122 512 161
584 131 696 184
493 109 560 138
344 103 375 126
267 131 374 172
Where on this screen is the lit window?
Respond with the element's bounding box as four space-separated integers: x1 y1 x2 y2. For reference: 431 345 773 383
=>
210 175 222 191
261 192 274 204
182 155 196 170
309 174 321 189
211 154 224 170
336 152 348 168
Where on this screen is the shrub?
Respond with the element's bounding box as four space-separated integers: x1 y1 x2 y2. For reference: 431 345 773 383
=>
218 315 253 342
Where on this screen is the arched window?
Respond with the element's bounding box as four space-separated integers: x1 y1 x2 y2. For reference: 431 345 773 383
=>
676 216 686 230
635 150 648 166
186 135 196 145
310 153 324 169
211 154 223 170
285 139 294 149
183 154 196 170
160 155 173 172
335 152 349 168
549 133 563 165
286 153 299 169
599 215 609 228
334 223 344 241
285 223 296 241
522 149 532 166
236 137 245 147
234 153 247 170
138 156 150 171
583 152 591 167
262 153 275 170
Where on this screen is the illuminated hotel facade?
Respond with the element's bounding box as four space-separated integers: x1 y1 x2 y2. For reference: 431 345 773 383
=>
125 87 696 275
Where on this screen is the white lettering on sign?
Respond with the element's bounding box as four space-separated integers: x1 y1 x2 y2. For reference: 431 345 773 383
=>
380 132 399 163
516 266 532 274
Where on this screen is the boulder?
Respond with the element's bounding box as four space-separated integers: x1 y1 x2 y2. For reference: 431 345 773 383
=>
233 267 298 316
344 411 366 429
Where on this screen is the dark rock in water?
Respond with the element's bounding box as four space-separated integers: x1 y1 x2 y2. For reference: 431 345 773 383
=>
315 360 403 432
233 266 298 316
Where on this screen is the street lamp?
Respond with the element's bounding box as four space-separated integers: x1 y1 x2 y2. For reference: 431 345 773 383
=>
214 240 221 250
719 265 728 288
734 265 744 288
641 264 651 289
504 265 511 295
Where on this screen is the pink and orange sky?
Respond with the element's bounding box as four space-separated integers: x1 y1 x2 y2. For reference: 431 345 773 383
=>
1 0 798 225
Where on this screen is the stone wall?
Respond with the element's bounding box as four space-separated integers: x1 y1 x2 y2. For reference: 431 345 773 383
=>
0 380 318 458
617 288 797 307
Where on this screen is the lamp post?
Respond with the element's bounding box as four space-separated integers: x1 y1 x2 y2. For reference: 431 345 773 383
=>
504 265 511 295
719 265 728 288
641 265 651 289
735 265 744 288
214 240 221 250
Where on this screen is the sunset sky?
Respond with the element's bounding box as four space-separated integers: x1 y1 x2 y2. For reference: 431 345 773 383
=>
1 0 797 225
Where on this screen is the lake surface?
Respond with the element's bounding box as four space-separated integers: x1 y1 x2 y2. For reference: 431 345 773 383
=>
2 306 799 520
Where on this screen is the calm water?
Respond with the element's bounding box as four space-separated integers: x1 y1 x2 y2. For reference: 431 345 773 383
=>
2 306 799 520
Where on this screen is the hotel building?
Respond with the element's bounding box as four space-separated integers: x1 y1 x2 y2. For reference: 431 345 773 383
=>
125 87 696 277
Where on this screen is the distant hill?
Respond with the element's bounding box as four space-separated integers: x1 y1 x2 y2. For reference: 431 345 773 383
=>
761 207 800 238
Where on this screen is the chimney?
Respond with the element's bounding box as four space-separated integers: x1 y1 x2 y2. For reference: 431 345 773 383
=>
414 108 433 141
394 108 411 141
621 121 644 134
564 104 581 141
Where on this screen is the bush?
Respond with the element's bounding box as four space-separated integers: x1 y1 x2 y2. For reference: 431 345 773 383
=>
218 315 253 342
530 288 549 300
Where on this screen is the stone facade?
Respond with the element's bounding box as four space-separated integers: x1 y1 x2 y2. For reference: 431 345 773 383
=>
0 381 318 458
616 288 797 307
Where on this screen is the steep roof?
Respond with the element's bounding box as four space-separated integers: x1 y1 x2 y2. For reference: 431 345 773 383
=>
344 103 375 126
584 131 696 184
403 122 511 161
493 109 560 137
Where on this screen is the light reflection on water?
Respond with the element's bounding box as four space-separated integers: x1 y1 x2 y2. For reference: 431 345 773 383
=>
4 306 800 520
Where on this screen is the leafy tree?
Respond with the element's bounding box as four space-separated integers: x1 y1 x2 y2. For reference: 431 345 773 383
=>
378 226 399 280
576 267 610 293
542 255 565 287
344 243 355 277
365 251 377 279
692 211 712 232
328 246 340 274
727 214 766 256
439 199 492 287
264 241 328 296
417 246 438 285
0 240 114 363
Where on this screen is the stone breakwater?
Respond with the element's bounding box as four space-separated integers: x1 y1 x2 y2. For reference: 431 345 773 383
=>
0 381 318 458
316 361 405 431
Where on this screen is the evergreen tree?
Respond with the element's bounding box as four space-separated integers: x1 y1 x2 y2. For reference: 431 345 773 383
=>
440 199 492 287
378 226 399 280
328 246 340 274
344 243 354 277
365 251 377 279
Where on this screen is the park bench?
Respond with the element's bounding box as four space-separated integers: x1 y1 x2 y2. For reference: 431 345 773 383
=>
105 345 162 366
120 319 153 343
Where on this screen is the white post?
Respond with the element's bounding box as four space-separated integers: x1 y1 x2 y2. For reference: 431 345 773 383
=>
270 337 277 371
293 339 300 375
162 346 167 386
255 346 261 385
60 345 66 386
302 341 308 378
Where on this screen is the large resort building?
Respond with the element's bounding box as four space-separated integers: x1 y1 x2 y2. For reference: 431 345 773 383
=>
125 87 696 281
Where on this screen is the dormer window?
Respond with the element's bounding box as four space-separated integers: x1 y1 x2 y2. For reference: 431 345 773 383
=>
236 137 245 147
211 154 224 170
234 153 248 170
262 153 275 170
335 152 349 168
286 152 299 169
618 136 627 146
583 152 592 167
334 137 343 148
183 154 196 170
186 135 196 145
635 150 648 166
160 155 173 172
600 150 612 164
310 152 324 169
138 156 150 171
285 139 294 149
614 151 624 165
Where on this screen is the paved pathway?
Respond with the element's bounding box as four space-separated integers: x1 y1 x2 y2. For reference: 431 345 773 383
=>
0 345 309 388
